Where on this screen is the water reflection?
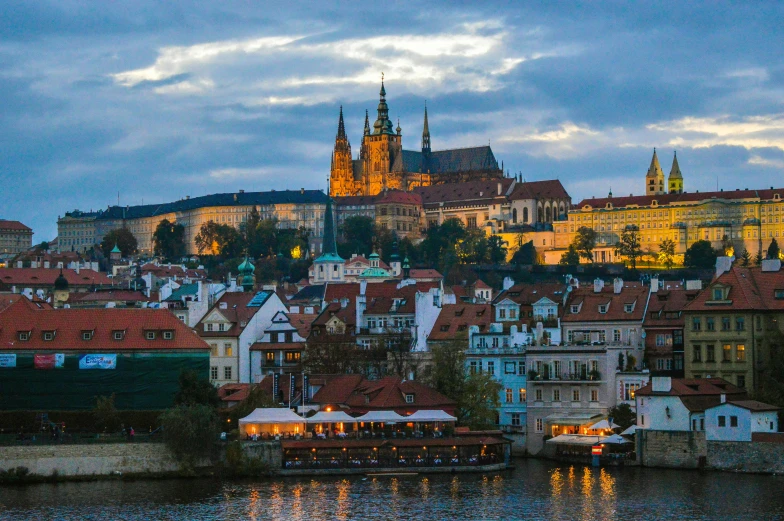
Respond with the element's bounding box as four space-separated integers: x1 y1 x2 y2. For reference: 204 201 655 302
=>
1 461 784 521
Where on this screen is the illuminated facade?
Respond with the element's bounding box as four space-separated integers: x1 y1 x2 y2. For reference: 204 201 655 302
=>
329 79 503 197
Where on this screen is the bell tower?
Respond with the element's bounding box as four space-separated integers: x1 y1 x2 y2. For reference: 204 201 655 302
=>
645 148 666 196
363 74 403 194
329 106 355 196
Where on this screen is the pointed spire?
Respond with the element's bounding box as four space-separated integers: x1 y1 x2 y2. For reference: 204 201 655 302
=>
363 109 370 136
646 148 665 195
373 73 393 135
380 72 386 98
421 103 431 153
336 105 346 140
321 196 339 258
647 148 663 177
669 151 683 179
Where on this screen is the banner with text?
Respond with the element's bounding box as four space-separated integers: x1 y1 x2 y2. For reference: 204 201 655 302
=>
0 354 17 368
79 354 117 370
34 353 65 369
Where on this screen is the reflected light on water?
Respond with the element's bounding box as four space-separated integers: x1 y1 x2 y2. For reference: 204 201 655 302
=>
290 484 303 521
451 476 460 501
335 479 350 520
421 477 430 500
248 488 260 521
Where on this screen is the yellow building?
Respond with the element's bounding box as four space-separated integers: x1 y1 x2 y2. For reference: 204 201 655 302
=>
329 78 503 197
547 151 783 263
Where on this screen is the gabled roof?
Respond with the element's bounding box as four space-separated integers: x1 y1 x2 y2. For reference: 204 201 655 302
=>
684 266 784 312
0 297 208 351
636 378 746 398
0 268 112 287
0 220 32 232
197 292 266 337
414 178 513 208
394 146 500 174
562 283 648 322
428 303 492 341
723 400 780 412
509 179 571 201
493 282 566 308
311 375 456 412
164 283 199 302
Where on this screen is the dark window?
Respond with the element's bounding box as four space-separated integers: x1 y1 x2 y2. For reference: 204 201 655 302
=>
736 317 745 331
737 375 746 388
692 317 701 331
718 415 726 427
706 317 715 331
721 317 731 331
730 416 738 427
693 345 702 362
706 345 715 362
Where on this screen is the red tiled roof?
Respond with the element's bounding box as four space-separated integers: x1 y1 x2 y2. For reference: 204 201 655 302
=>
0 297 208 351
575 187 784 210
310 375 456 414
287 313 315 338
726 400 780 412
312 302 356 328
562 283 649 322
376 190 422 206
509 179 570 201
197 292 263 337
428 303 492 341
218 383 252 403
408 269 442 280
493 282 566 308
141 263 206 280
67 290 154 303
643 287 692 329
0 268 112 287
684 266 784 313
636 378 746 397
250 342 303 351
415 178 514 208
0 220 32 232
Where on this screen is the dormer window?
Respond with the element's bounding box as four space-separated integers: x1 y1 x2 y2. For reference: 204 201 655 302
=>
713 288 724 300
405 394 415 404
146 331 156 340
163 331 173 340
598 305 607 314
43 331 55 341
18 332 30 341
113 331 125 341
82 331 93 341
570 305 579 314
775 289 784 300
218 323 226 332
206 323 213 332
624 304 634 313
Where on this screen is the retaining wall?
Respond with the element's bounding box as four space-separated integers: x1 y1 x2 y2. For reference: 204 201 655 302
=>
637 430 706 469
707 440 784 474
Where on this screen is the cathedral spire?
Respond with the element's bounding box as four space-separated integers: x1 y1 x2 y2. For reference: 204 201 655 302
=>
668 150 683 194
646 148 665 195
364 109 370 136
373 73 393 135
396 117 401 136
421 103 431 153
337 105 347 140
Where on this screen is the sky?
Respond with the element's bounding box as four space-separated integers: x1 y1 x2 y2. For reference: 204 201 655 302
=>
2 1 784 241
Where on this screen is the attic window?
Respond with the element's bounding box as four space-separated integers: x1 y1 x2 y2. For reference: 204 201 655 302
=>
570 305 579 313
712 288 724 300
455 310 464 317
624 304 634 313
440 325 449 332
457 325 467 331
82 331 93 341
43 332 55 341
18 332 30 341
146 331 156 340
598 305 607 314
113 331 125 341
405 394 415 404
163 331 174 340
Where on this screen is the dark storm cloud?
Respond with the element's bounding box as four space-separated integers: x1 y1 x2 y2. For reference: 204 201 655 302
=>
1 1 783 240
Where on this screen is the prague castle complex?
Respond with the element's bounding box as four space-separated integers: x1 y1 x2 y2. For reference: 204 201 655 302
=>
329 78 503 197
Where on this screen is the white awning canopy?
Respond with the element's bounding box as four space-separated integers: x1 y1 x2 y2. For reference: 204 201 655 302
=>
620 424 640 436
588 419 621 431
405 410 457 422
305 411 357 424
238 407 304 426
545 413 603 426
546 434 607 446
355 411 408 424
601 434 632 445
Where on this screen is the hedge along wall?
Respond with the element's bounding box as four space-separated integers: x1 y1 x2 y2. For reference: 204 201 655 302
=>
0 351 209 411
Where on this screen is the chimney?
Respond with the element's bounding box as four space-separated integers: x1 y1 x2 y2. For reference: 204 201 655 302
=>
300 188 305 194
75 265 80 275
340 297 349 308
613 278 623 294
16 261 23 268
239 189 245 193
497 182 502 195
502 276 514 291
720 393 727 404
44 261 50 269
593 278 604 293
651 376 672 393
649 277 658 293
30 261 38 268
715 256 733 278
761 259 782 272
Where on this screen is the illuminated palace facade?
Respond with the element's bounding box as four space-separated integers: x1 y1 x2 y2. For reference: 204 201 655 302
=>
544 150 784 264
329 79 504 197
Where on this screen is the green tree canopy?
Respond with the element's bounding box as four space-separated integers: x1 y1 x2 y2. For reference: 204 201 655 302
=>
573 226 598 262
559 244 580 266
194 221 242 259
153 219 186 260
658 238 676 270
173 370 221 409
100 227 138 258
161 405 220 469
511 240 537 265
607 403 636 430
338 215 374 257
739 248 751 267
459 371 503 430
614 225 643 270
684 240 718 269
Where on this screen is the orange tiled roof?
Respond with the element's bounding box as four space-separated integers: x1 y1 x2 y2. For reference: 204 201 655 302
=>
428 303 492 341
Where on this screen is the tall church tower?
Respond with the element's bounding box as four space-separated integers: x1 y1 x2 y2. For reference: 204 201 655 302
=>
362 76 403 194
645 148 666 196
668 151 683 194
329 106 356 196
422 104 431 154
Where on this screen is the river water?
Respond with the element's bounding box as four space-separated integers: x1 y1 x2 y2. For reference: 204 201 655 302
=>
1 459 783 520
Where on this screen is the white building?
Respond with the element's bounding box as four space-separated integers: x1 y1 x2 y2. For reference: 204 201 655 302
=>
705 401 779 442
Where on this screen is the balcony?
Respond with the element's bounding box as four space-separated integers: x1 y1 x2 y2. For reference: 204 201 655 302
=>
529 318 559 329
466 346 526 355
527 370 602 383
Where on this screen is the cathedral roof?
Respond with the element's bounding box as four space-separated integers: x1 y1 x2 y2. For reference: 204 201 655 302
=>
646 148 664 179
669 151 683 179
391 146 500 174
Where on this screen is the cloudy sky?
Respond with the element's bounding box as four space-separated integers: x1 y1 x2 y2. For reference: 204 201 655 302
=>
2 2 783 240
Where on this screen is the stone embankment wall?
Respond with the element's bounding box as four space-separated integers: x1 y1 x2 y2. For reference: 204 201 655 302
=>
241 441 282 469
638 430 784 474
0 443 184 477
637 430 706 469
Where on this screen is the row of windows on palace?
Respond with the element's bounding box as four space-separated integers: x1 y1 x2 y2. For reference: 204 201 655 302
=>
571 201 784 222
688 313 778 332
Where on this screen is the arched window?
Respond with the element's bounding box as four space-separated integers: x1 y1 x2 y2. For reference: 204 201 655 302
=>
523 207 529 223
537 205 543 223
545 206 551 223
559 203 565 216
512 208 518 223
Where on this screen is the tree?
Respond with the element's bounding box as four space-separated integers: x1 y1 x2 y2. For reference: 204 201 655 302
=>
607 403 636 430
303 337 365 375
459 372 503 430
573 227 598 262
559 244 580 266
423 340 467 405
173 370 221 409
614 225 643 270
194 221 242 259
93 394 121 433
755 249 764 266
684 240 718 269
739 248 751 267
153 219 186 260
767 238 781 260
227 384 278 425
160 405 220 469
658 238 676 270
511 240 537 266
487 235 507 264
338 216 374 258
100 227 138 258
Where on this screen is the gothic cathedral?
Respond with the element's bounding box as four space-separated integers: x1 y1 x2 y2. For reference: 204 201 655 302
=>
330 78 504 197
